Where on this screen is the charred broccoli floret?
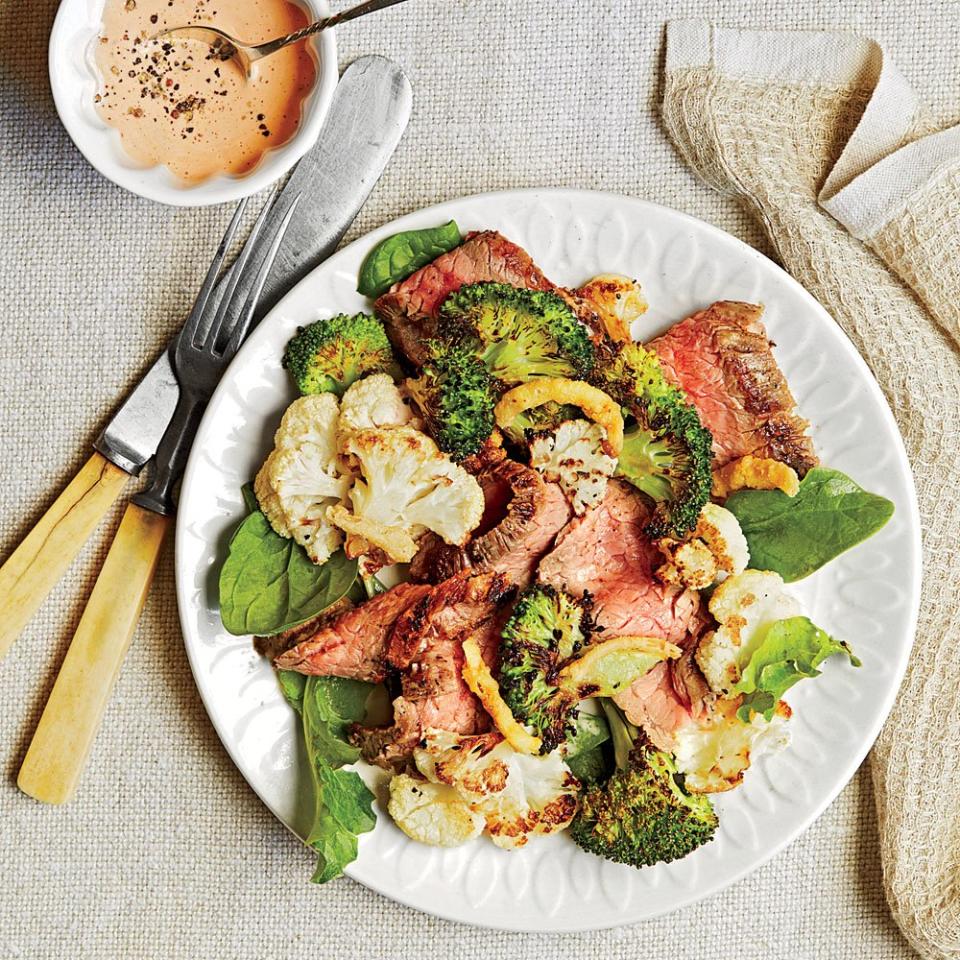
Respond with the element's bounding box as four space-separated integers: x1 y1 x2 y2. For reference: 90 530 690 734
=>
405 340 497 460
571 701 718 867
283 313 398 397
498 584 593 753
440 283 595 384
597 342 712 538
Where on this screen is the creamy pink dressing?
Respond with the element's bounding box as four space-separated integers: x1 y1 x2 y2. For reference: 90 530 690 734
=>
95 0 316 183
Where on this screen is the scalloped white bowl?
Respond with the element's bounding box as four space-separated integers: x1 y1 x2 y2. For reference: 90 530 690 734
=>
176 189 921 930
48 0 338 206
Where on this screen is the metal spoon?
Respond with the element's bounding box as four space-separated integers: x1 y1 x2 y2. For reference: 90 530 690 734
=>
158 0 409 77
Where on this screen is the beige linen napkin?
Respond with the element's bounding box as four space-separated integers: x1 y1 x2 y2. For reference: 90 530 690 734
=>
662 22 960 960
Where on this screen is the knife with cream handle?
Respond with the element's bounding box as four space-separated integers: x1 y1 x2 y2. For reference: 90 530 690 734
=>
0 56 411 662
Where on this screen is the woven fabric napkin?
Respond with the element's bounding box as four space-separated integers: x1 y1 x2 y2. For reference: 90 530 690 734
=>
662 22 960 960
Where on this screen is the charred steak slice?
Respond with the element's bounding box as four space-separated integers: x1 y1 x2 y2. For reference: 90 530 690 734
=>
409 459 572 588
538 480 701 644
387 572 514 669
273 582 431 681
649 300 818 475
254 597 352 663
374 230 555 366
354 575 512 765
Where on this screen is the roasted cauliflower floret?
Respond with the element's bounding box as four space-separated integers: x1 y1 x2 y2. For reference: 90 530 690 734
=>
413 730 580 850
529 419 618 515
575 274 648 343
328 426 484 563
695 570 802 696
254 394 351 564
338 373 416 436
657 502 749 589
673 698 791 793
387 773 484 847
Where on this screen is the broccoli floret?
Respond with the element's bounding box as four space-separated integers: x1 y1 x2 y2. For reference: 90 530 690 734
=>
499 584 594 753
283 313 398 397
405 340 497 460
571 700 718 868
597 342 712 538
440 283 595 384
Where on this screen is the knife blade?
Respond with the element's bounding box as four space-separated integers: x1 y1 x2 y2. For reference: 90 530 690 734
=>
95 55 412 474
0 55 410 661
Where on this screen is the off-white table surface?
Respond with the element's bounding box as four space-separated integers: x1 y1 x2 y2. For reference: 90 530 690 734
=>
2 2 957 957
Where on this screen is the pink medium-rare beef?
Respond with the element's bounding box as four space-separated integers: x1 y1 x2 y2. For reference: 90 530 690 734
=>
614 661 692 752
355 578 511 766
649 301 818 475
538 480 701 644
374 230 556 366
272 582 431 681
671 646 713 720
409 458 572 588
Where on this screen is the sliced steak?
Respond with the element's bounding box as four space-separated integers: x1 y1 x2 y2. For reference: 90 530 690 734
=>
374 230 555 366
254 597 352 663
538 480 700 644
671 646 713 720
355 575 512 766
614 661 691 752
387 572 514 669
409 459 572 589
272 582 431 681
649 301 817 475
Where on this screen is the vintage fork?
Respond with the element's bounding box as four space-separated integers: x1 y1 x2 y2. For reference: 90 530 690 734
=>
18 191 300 804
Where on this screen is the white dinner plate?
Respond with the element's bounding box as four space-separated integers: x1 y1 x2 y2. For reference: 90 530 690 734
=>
175 189 921 931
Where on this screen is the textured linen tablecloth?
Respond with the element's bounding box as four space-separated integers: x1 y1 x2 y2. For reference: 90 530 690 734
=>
1 2 958 958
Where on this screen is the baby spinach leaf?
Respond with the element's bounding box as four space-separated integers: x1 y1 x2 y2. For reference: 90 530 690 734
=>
357 220 462 298
277 670 307 714
735 616 860 722
240 483 259 514
219 505 358 636
302 677 376 883
725 467 894 582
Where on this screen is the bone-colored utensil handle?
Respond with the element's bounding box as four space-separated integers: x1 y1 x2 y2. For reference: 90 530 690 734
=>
0 452 129 660
17 502 170 804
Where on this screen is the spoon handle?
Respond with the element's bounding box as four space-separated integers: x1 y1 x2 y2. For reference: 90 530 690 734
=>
252 0 410 59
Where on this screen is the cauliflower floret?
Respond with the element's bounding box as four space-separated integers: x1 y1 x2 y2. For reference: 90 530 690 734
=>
387 773 484 847
695 570 802 696
254 394 351 564
338 373 416 436
576 274 648 343
328 426 484 563
673 698 791 793
657 502 749 589
529 419 617 515
413 730 580 850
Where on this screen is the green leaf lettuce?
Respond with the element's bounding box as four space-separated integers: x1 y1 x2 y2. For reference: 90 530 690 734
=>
735 616 861 722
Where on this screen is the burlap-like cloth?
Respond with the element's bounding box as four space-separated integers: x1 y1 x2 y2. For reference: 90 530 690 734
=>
663 22 960 960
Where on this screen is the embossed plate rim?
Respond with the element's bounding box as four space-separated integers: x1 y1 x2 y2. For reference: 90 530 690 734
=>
175 188 921 931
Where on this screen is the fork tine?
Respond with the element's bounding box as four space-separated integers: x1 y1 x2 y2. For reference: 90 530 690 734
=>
220 194 302 362
182 198 248 348
203 183 282 352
